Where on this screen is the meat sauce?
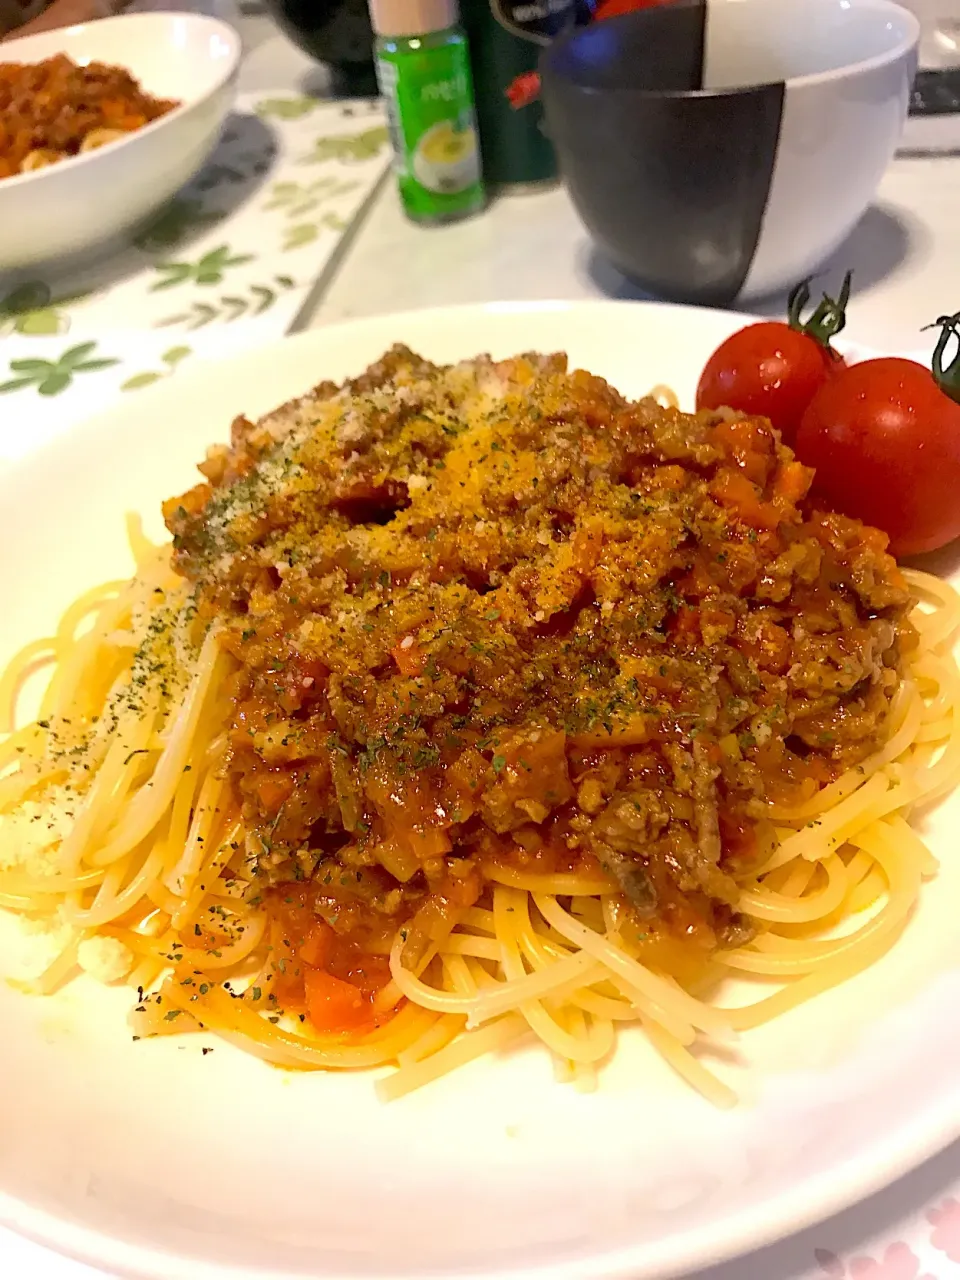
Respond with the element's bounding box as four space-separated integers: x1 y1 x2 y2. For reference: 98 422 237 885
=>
164 346 913 1030
0 54 177 178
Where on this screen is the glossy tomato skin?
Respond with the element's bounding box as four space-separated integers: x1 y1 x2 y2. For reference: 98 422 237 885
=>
696 322 840 447
795 357 960 557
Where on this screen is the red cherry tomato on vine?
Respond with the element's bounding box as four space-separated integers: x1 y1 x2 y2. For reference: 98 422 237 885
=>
795 315 960 557
696 274 850 447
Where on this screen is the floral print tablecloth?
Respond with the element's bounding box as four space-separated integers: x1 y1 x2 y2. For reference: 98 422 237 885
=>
0 90 390 461
694 1183 960 1280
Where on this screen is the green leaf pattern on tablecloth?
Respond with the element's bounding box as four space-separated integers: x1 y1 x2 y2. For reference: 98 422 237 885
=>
156 275 297 328
0 283 88 336
0 341 119 396
283 215 348 251
121 345 192 392
0 94 388 440
150 245 257 291
255 95 320 120
264 176 359 251
299 126 389 166
264 176 361 216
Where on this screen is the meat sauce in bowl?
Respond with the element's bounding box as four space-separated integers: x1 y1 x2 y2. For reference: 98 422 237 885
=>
0 53 178 178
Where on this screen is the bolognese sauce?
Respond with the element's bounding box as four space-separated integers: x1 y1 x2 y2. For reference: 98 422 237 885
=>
0 54 177 178
163 345 913 1020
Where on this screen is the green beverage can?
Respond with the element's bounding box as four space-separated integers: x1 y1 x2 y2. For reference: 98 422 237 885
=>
460 0 576 190
373 0 485 224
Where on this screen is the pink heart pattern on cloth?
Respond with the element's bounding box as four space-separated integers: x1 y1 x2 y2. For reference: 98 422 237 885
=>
928 1198 960 1262
816 1242 939 1279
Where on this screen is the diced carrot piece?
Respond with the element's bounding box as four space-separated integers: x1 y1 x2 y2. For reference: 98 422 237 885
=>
304 969 369 1033
671 603 700 641
572 518 605 573
675 557 714 596
699 606 736 644
254 772 294 812
712 418 774 484
405 825 453 860
391 638 426 676
300 921 335 969
771 460 814 507
709 468 781 530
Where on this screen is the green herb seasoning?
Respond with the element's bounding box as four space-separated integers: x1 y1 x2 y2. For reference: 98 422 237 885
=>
372 0 485 223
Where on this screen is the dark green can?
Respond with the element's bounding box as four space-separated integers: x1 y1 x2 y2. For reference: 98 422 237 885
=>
460 0 575 189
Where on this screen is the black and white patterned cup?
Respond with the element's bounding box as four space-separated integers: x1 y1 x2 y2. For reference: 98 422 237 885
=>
539 0 919 306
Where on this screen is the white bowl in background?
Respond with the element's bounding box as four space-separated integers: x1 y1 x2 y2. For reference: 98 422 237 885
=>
0 12 241 271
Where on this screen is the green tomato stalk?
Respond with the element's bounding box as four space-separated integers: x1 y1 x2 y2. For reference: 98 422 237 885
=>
786 270 853 353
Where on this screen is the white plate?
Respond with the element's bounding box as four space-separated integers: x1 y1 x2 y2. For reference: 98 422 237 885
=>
1 300 959 1280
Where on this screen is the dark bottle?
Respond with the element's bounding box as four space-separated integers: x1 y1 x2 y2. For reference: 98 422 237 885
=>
459 0 576 190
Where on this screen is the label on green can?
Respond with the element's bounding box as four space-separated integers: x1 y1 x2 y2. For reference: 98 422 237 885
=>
460 0 575 187
376 34 485 222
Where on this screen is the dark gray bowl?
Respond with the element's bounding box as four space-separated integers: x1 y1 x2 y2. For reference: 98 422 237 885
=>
264 0 377 96
539 0 918 306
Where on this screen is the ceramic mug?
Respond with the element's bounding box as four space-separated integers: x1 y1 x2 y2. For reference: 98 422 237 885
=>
539 0 919 306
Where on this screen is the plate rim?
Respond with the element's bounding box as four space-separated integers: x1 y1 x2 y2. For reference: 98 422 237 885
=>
0 296 911 490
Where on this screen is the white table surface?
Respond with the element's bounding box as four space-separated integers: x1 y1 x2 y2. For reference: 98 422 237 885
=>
5 12 960 1280
243 11 960 358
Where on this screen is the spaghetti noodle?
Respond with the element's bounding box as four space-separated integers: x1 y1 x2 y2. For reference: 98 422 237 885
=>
1 345 957 1104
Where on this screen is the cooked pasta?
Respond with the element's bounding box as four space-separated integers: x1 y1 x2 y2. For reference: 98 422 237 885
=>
1 346 957 1104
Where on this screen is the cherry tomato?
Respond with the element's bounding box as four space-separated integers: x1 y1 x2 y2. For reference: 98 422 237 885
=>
696 274 850 446
795 316 960 557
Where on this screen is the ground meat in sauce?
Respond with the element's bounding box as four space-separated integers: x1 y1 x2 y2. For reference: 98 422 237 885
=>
0 55 177 178
163 346 914 973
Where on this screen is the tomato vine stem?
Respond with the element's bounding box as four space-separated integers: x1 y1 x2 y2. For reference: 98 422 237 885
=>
925 311 960 405
786 270 852 351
